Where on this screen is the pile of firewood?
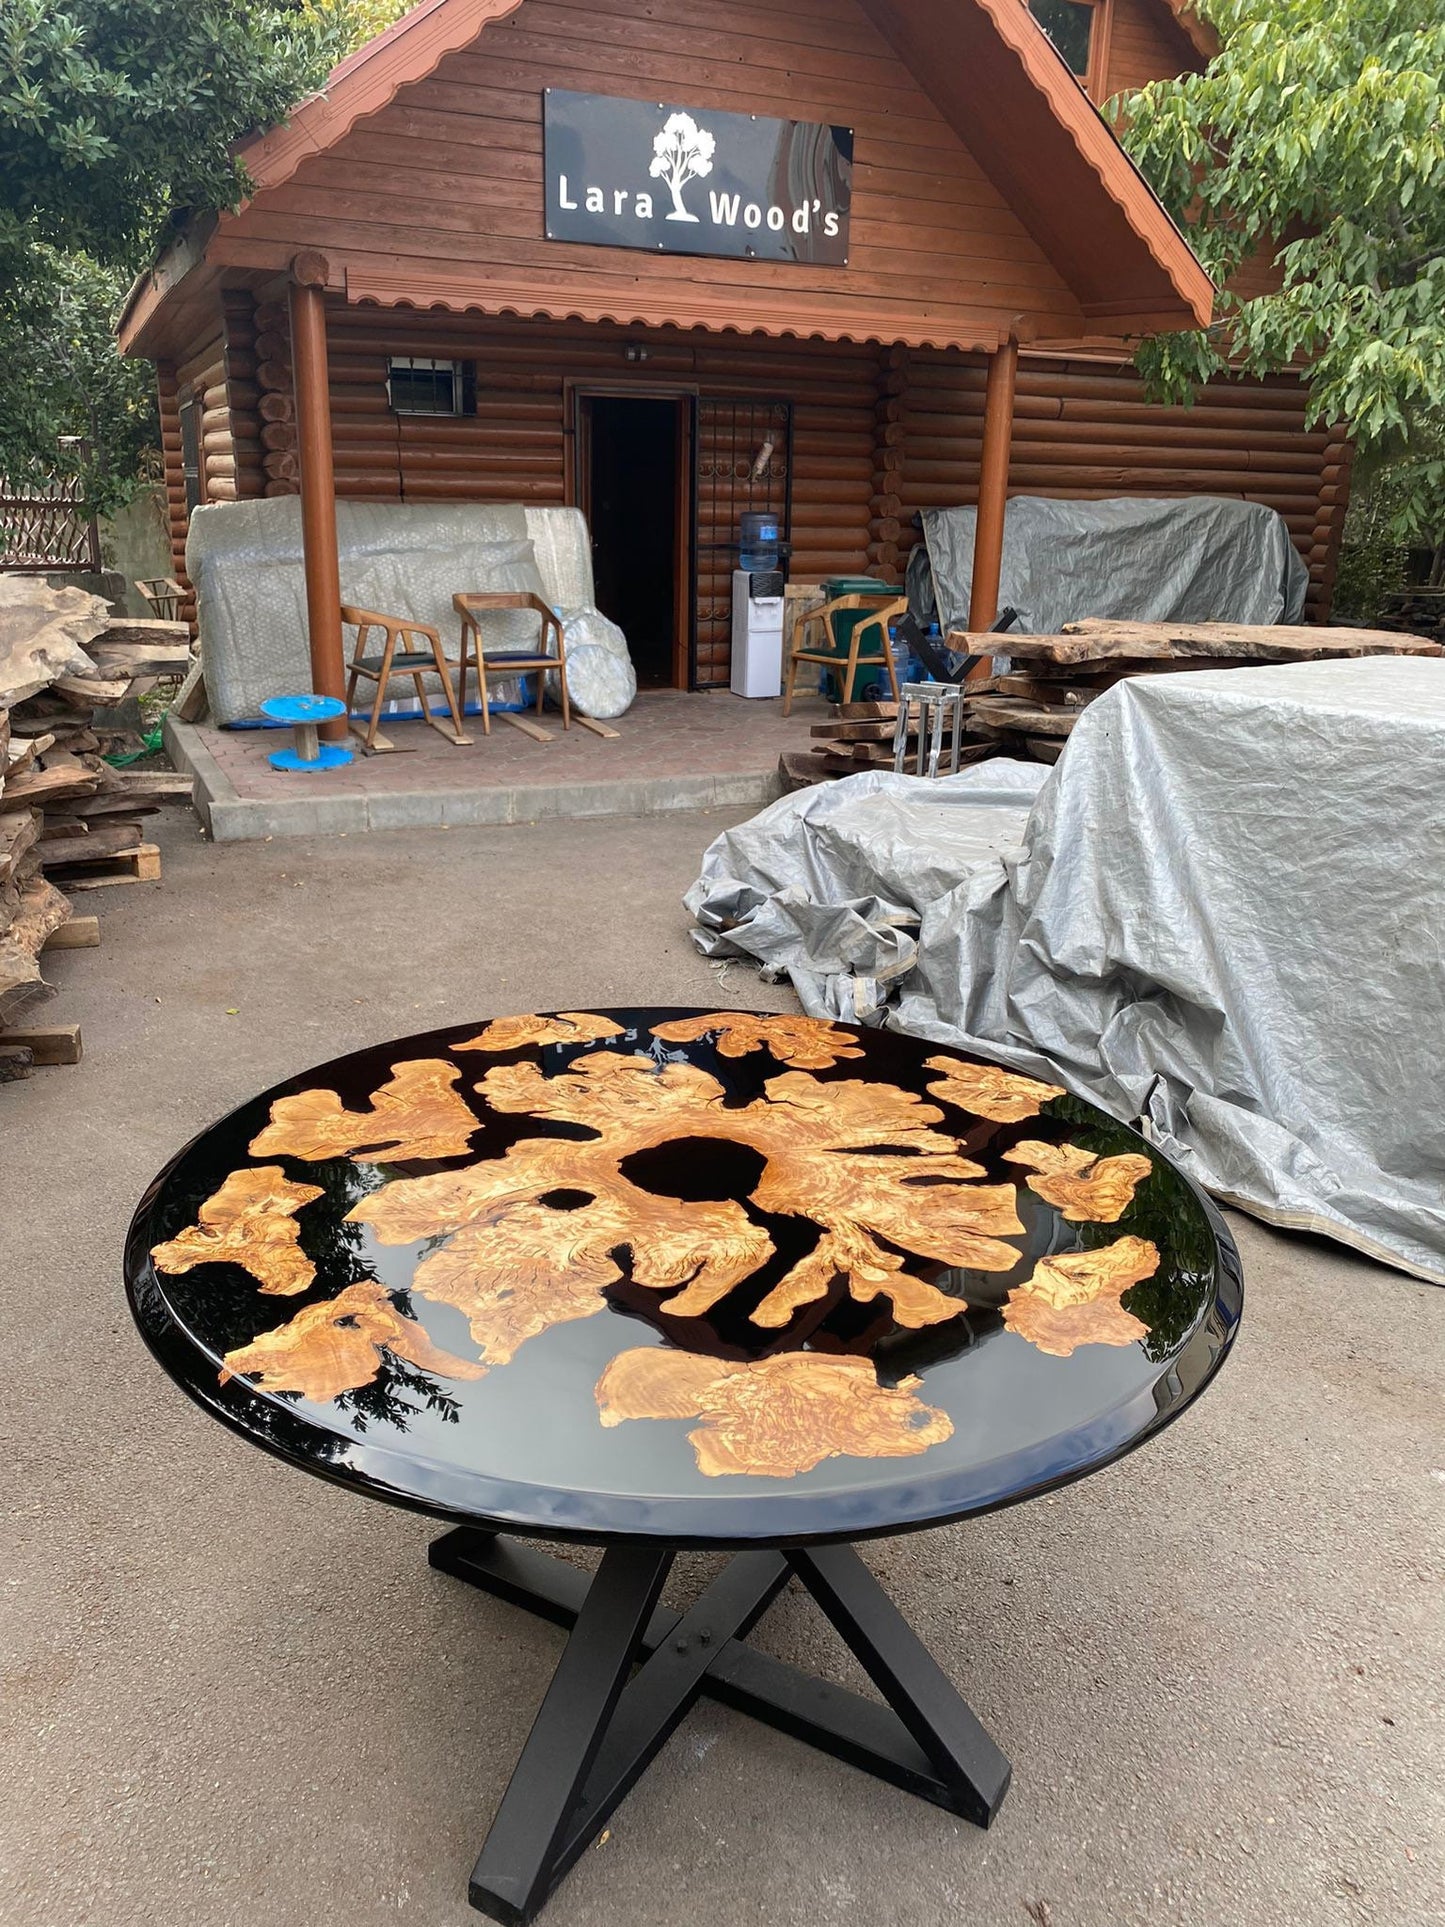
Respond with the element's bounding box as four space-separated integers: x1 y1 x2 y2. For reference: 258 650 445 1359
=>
0 577 194 1076
960 619 1443 763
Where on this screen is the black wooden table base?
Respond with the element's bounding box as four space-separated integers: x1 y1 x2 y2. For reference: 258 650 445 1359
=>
429 1529 1013 1925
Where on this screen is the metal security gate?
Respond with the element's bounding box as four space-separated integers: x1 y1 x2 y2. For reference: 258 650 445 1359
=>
693 399 793 688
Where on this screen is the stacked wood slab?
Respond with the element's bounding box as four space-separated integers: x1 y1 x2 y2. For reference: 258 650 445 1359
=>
780 698 997 790
958 619 1443 762
0 578 193 1073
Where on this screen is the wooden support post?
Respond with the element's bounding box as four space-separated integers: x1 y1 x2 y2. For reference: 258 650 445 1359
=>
288 254 347 742
966 336 1019 684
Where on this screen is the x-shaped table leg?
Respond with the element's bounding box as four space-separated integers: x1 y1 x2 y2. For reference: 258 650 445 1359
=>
430 1531 1011 1925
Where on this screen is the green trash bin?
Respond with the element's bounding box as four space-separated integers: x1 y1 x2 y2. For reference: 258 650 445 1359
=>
817 577 896 702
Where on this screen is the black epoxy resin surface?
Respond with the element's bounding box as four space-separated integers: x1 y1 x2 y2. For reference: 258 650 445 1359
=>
125 1010 1242 1546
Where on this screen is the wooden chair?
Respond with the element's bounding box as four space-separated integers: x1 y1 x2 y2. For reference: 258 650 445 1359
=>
135 576 187 621
454 592 570 735
341 604 472 752
782 592 907 716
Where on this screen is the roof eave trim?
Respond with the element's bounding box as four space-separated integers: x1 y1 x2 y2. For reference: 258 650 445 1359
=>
236 0 528 197
974 0 1214 327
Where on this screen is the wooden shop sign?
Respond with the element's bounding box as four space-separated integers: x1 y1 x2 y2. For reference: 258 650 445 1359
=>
543 89 853 265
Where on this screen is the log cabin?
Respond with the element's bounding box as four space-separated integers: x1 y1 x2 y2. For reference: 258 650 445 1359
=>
117 0 1351 702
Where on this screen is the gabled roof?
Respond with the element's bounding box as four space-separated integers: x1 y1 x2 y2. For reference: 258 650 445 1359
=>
119 0 1210 357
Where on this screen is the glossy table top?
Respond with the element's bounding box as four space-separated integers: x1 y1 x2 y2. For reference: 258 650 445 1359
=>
126 1010 1242 1546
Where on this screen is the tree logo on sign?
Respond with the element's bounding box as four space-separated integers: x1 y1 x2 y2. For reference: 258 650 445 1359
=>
649 111 715 222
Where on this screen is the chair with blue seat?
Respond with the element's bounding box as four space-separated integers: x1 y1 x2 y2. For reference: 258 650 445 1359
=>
782 591 907 716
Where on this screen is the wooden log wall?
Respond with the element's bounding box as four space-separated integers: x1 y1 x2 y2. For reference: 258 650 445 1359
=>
214 290 265 501
177 334 225 513
870 345 908 579
257 304 884 685
202 295 1351 681
155 359 194 623
898 349 1345 620
251 299 300 497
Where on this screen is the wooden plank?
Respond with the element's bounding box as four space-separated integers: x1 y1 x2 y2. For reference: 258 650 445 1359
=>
0 1022 82 1065
88 644 193 677
5 731 55 773
956 619 1442 665
40 822 147 866
967 698 1078 736
499 712 554 743
1071 617 1440 656
42 916 100 951
574 714 621 740
0 811 41 887
809 719 900 741
1 762 102 807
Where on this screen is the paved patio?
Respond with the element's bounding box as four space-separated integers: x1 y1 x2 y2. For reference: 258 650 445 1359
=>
2 803 1440 1927
167 687 828 841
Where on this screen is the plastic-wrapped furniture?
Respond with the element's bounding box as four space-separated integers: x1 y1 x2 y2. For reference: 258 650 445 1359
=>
186 500 637 727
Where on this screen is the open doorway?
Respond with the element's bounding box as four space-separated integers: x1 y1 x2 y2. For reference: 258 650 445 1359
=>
580 393 693 688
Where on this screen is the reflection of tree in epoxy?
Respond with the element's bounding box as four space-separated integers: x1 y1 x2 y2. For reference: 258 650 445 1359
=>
650 112 715 221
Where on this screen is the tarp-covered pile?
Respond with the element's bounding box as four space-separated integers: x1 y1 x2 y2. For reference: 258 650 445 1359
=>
690 658 1445 1286
921 495 1310 635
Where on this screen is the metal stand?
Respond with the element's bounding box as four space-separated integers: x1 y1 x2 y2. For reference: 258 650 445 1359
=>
430 1530 1012 1926
893 681 967 777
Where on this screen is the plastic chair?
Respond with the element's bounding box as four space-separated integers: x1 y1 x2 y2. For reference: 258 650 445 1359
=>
342 605 472 753
782 593 907 716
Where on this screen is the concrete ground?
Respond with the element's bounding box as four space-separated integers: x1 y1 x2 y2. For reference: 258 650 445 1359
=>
2 806 1441 1927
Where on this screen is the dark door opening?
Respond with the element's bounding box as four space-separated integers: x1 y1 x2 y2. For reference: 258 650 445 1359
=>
585 395 687 688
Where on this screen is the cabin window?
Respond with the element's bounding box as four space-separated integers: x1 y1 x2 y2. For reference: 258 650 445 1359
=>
1029 0 1099 81
386 356 477 416
178 390 204 514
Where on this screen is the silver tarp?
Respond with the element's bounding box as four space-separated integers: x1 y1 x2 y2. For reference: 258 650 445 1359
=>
922 495 1310 634
688 658 1445 1286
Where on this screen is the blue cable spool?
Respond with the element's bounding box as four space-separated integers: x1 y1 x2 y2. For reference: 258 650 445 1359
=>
259 695 354 772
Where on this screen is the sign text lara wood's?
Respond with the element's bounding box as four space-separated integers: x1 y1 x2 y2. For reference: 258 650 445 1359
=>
544 90 853 265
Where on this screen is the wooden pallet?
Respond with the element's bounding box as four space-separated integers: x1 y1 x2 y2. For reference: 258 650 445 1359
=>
59 843 162 890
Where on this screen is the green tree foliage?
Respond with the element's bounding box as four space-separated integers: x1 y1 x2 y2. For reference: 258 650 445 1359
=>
0 247 156 511
1118 0 1445 552
0 0 349 508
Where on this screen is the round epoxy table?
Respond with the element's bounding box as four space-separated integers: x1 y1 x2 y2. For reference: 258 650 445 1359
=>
126 1008 1242 1924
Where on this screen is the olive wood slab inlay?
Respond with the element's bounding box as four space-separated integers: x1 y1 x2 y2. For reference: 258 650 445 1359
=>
596 1348 952 1479
219 1278 486 1401
651 1012 865 1069
455 1012 627 1053
249 1058 478 1163
1003 1140 1154 1223
150 1165 323 1296
923 1055 1066 1123
404 1140 772 1368
1002 1236 1160 1356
